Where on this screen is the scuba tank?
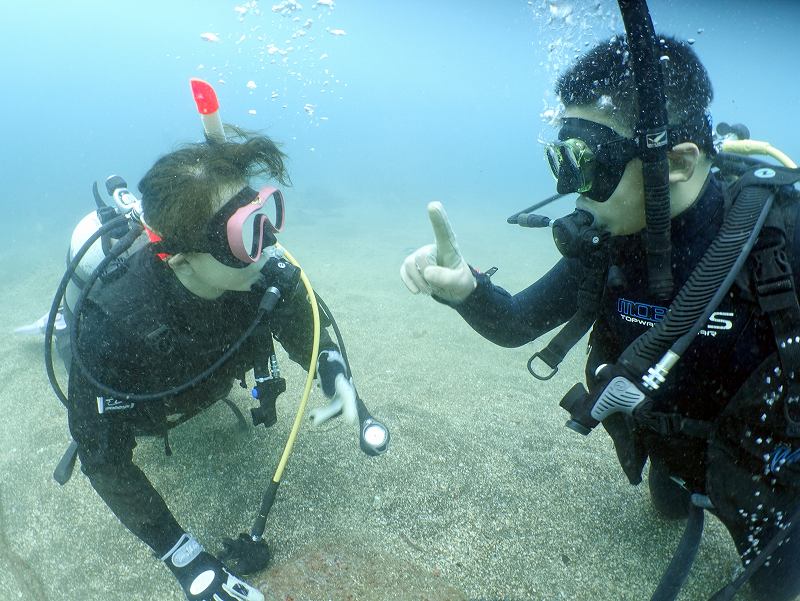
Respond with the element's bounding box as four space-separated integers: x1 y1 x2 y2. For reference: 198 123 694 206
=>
63 177 148 322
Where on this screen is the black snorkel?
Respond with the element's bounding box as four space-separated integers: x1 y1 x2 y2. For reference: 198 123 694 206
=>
618 0 673 300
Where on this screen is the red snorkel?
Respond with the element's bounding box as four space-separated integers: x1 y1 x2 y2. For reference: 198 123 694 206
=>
144 79 228 262
190 78 227 143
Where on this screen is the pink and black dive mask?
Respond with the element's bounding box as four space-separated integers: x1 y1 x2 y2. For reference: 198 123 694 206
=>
149 185 285 267
203 185 285 267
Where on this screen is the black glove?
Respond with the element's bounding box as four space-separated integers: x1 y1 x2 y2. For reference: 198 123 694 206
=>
162 534 265 601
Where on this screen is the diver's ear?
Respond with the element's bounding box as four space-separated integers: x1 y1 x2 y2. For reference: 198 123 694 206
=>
668 142 700 184
166 253 195 278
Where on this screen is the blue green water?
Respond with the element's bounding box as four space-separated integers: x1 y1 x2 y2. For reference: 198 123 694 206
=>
3 0 798 240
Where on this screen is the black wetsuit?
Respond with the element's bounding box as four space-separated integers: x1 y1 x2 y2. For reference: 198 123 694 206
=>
454 175 800 601
66 245 334 557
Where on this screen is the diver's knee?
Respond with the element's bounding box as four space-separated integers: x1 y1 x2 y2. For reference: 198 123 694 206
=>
647 462 690 520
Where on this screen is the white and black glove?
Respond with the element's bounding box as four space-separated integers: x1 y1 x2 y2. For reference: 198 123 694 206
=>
162 534 264 601
309 349 357 425
400 201 476 304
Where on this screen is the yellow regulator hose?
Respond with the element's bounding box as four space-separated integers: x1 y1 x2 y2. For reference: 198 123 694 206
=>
271 243 320 483
722 139 797 169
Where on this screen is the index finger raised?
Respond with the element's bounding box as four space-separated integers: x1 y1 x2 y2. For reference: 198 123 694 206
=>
427 201 460 266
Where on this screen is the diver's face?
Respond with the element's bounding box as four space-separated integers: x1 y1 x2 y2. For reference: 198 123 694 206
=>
563 106 647 236
180 252 268 294
168 183 269 298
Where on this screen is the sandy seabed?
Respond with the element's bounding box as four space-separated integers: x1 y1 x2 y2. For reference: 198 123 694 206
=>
0 196 745 600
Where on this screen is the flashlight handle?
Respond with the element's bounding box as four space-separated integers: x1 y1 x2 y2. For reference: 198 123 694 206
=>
559 382 599 435
355 392 370 423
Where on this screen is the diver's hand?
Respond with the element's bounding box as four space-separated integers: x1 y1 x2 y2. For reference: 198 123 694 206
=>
163 534 264 601
400 201 476 303
310 350 357 425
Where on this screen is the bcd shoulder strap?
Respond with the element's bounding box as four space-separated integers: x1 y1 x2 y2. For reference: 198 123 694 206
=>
744 166 800 436
636 166 800 440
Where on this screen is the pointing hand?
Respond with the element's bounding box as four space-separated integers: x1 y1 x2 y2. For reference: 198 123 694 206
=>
400 201 477 303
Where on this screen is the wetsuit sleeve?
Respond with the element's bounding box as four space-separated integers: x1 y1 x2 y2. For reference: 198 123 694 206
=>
270 284 336 368
66 301 185 557
448 257 582 347
66 369 185 556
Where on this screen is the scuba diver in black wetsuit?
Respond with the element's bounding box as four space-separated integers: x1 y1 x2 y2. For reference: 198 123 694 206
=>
67 140 346 601
401 27 800 601
53 80 389 601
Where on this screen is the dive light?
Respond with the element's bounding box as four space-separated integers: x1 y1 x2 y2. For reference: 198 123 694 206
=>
360 416 390 456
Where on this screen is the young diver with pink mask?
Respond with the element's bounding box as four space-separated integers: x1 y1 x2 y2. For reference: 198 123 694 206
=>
53 80 388 601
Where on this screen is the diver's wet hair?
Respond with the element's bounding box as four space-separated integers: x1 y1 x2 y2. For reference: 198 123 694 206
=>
555 34 714 152
139 126 290 251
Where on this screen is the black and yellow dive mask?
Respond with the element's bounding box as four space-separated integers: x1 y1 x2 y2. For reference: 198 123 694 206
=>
545 118 639 203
